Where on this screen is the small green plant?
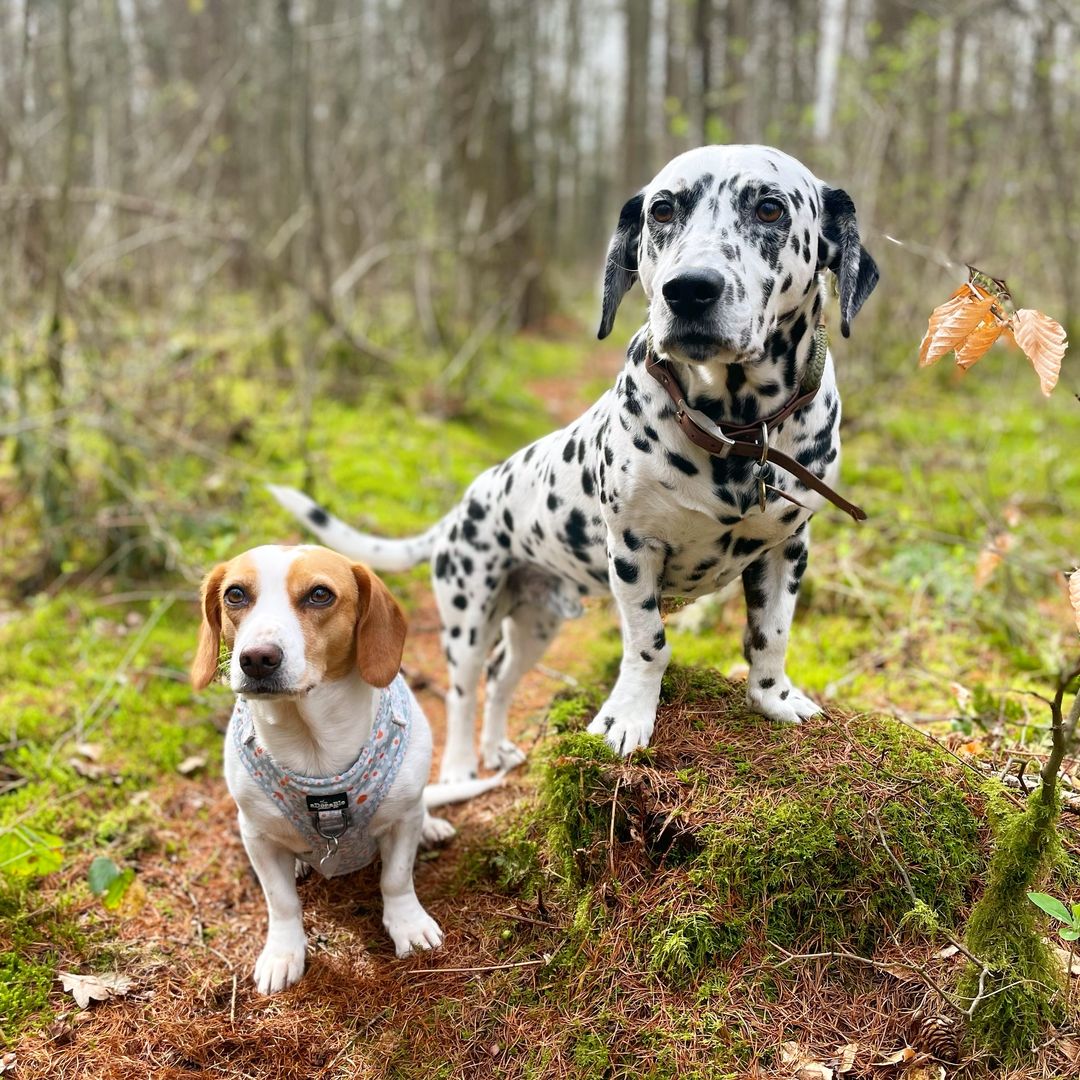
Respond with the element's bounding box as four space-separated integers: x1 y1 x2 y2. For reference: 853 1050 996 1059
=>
87 856 135 911
1027 892 1080 942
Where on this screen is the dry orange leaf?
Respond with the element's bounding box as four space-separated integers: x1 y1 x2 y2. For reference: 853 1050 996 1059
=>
919 284 988 366
925 295 995 366
921 273 1068 393
955 316 1008 369
1011 308 1067 396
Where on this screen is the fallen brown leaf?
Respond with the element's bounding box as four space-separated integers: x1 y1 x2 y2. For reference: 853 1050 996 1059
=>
177 754 207 776
875 1046 917 1066
835 1042 859 1074
58 971 134 1009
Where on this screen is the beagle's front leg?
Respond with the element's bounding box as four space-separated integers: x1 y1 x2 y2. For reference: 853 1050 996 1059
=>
240 822 307 993
377 803 443 957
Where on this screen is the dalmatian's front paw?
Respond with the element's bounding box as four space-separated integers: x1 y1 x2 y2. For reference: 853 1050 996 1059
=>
587 693 657 756
481 738 526 772
421 813 456 846
253 926 307 994
747 679 821 725
383 898 444 957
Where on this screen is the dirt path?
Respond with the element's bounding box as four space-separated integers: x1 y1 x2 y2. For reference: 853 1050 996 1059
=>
15 342 626 1079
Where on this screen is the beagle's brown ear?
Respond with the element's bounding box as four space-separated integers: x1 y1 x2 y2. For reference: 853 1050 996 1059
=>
351 564 408 688
191 563 227 690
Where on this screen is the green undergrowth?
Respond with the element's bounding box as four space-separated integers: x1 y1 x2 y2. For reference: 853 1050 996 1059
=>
445 665 1074 1075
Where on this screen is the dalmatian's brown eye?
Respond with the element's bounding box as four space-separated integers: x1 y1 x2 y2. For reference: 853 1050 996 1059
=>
307 585 334 606
755 199 785 224
651 200 675 224
224 585 247 607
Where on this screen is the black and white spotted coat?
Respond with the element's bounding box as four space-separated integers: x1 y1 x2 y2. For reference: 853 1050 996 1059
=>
272 144 879 781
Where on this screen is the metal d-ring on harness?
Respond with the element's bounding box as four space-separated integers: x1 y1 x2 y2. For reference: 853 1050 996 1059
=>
644 323 867 522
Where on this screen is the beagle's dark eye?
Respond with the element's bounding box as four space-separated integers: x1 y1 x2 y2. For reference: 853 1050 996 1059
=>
223 585 247 607
651 200 675 224
755 198 785 224
307 586 334 606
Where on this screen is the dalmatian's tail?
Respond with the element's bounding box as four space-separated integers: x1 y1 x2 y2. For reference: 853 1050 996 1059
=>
267 484 441 572
422 773 505 808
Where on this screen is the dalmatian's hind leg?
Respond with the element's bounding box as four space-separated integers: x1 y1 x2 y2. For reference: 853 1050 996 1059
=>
432 544 510 784
482 611 562 771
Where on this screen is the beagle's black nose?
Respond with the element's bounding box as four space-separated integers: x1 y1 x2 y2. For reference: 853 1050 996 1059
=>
239 644 283 678
662 269 725 318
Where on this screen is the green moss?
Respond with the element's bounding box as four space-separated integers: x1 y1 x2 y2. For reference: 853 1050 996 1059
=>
519 669 986 991
538 732 620 886
960 789 1066 1061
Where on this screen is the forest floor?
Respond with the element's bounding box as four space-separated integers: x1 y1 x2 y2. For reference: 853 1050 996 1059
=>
2 303 1079 1077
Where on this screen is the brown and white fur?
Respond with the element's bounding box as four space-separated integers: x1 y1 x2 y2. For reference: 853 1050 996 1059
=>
191 544 501 993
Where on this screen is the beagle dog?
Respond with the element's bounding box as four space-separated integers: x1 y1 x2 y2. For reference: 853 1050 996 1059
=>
191 544 500 993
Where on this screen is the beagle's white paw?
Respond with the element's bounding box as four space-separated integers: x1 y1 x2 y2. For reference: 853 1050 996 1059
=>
253 927 307 994
421 813 456 846
384 898 443 957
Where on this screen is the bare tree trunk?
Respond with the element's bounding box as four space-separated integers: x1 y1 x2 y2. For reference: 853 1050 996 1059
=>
622 0 651 184
39 0 76 574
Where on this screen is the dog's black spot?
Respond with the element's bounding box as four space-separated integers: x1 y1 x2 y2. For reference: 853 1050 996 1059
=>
733 537 764 558
563 438 575 463
633 436 652 453
640 650 653 662
565 508 589 549
666 451 699 476
452 594 468 610
468 499 487 521
581 468 595 497
653 629 666 651
759 677 776 689
308 506 329 527
547 492 561 511
623 529 643 551
496 532 511 549
641 596 658 610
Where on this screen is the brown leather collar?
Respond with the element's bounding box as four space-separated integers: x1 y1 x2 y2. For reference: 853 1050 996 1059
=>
644 346 867 523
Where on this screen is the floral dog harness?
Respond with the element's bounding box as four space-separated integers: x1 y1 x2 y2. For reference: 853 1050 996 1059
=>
230 674 412 878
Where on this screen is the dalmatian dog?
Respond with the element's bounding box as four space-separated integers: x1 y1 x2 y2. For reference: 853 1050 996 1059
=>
271 144 879 781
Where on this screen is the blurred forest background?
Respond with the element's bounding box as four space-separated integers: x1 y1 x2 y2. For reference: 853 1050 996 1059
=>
1 0 1078 591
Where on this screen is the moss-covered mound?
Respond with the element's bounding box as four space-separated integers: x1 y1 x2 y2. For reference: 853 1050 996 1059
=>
450 667 1005 1077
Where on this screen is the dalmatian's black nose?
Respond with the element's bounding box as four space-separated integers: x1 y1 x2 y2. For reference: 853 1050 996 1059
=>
662 269 725 319
239 644 283 677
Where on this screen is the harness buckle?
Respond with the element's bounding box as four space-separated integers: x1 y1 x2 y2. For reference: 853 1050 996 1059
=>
306 792 352 841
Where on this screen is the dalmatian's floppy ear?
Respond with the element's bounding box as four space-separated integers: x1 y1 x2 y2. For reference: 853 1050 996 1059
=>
817 187 880 338
598 191 645 340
